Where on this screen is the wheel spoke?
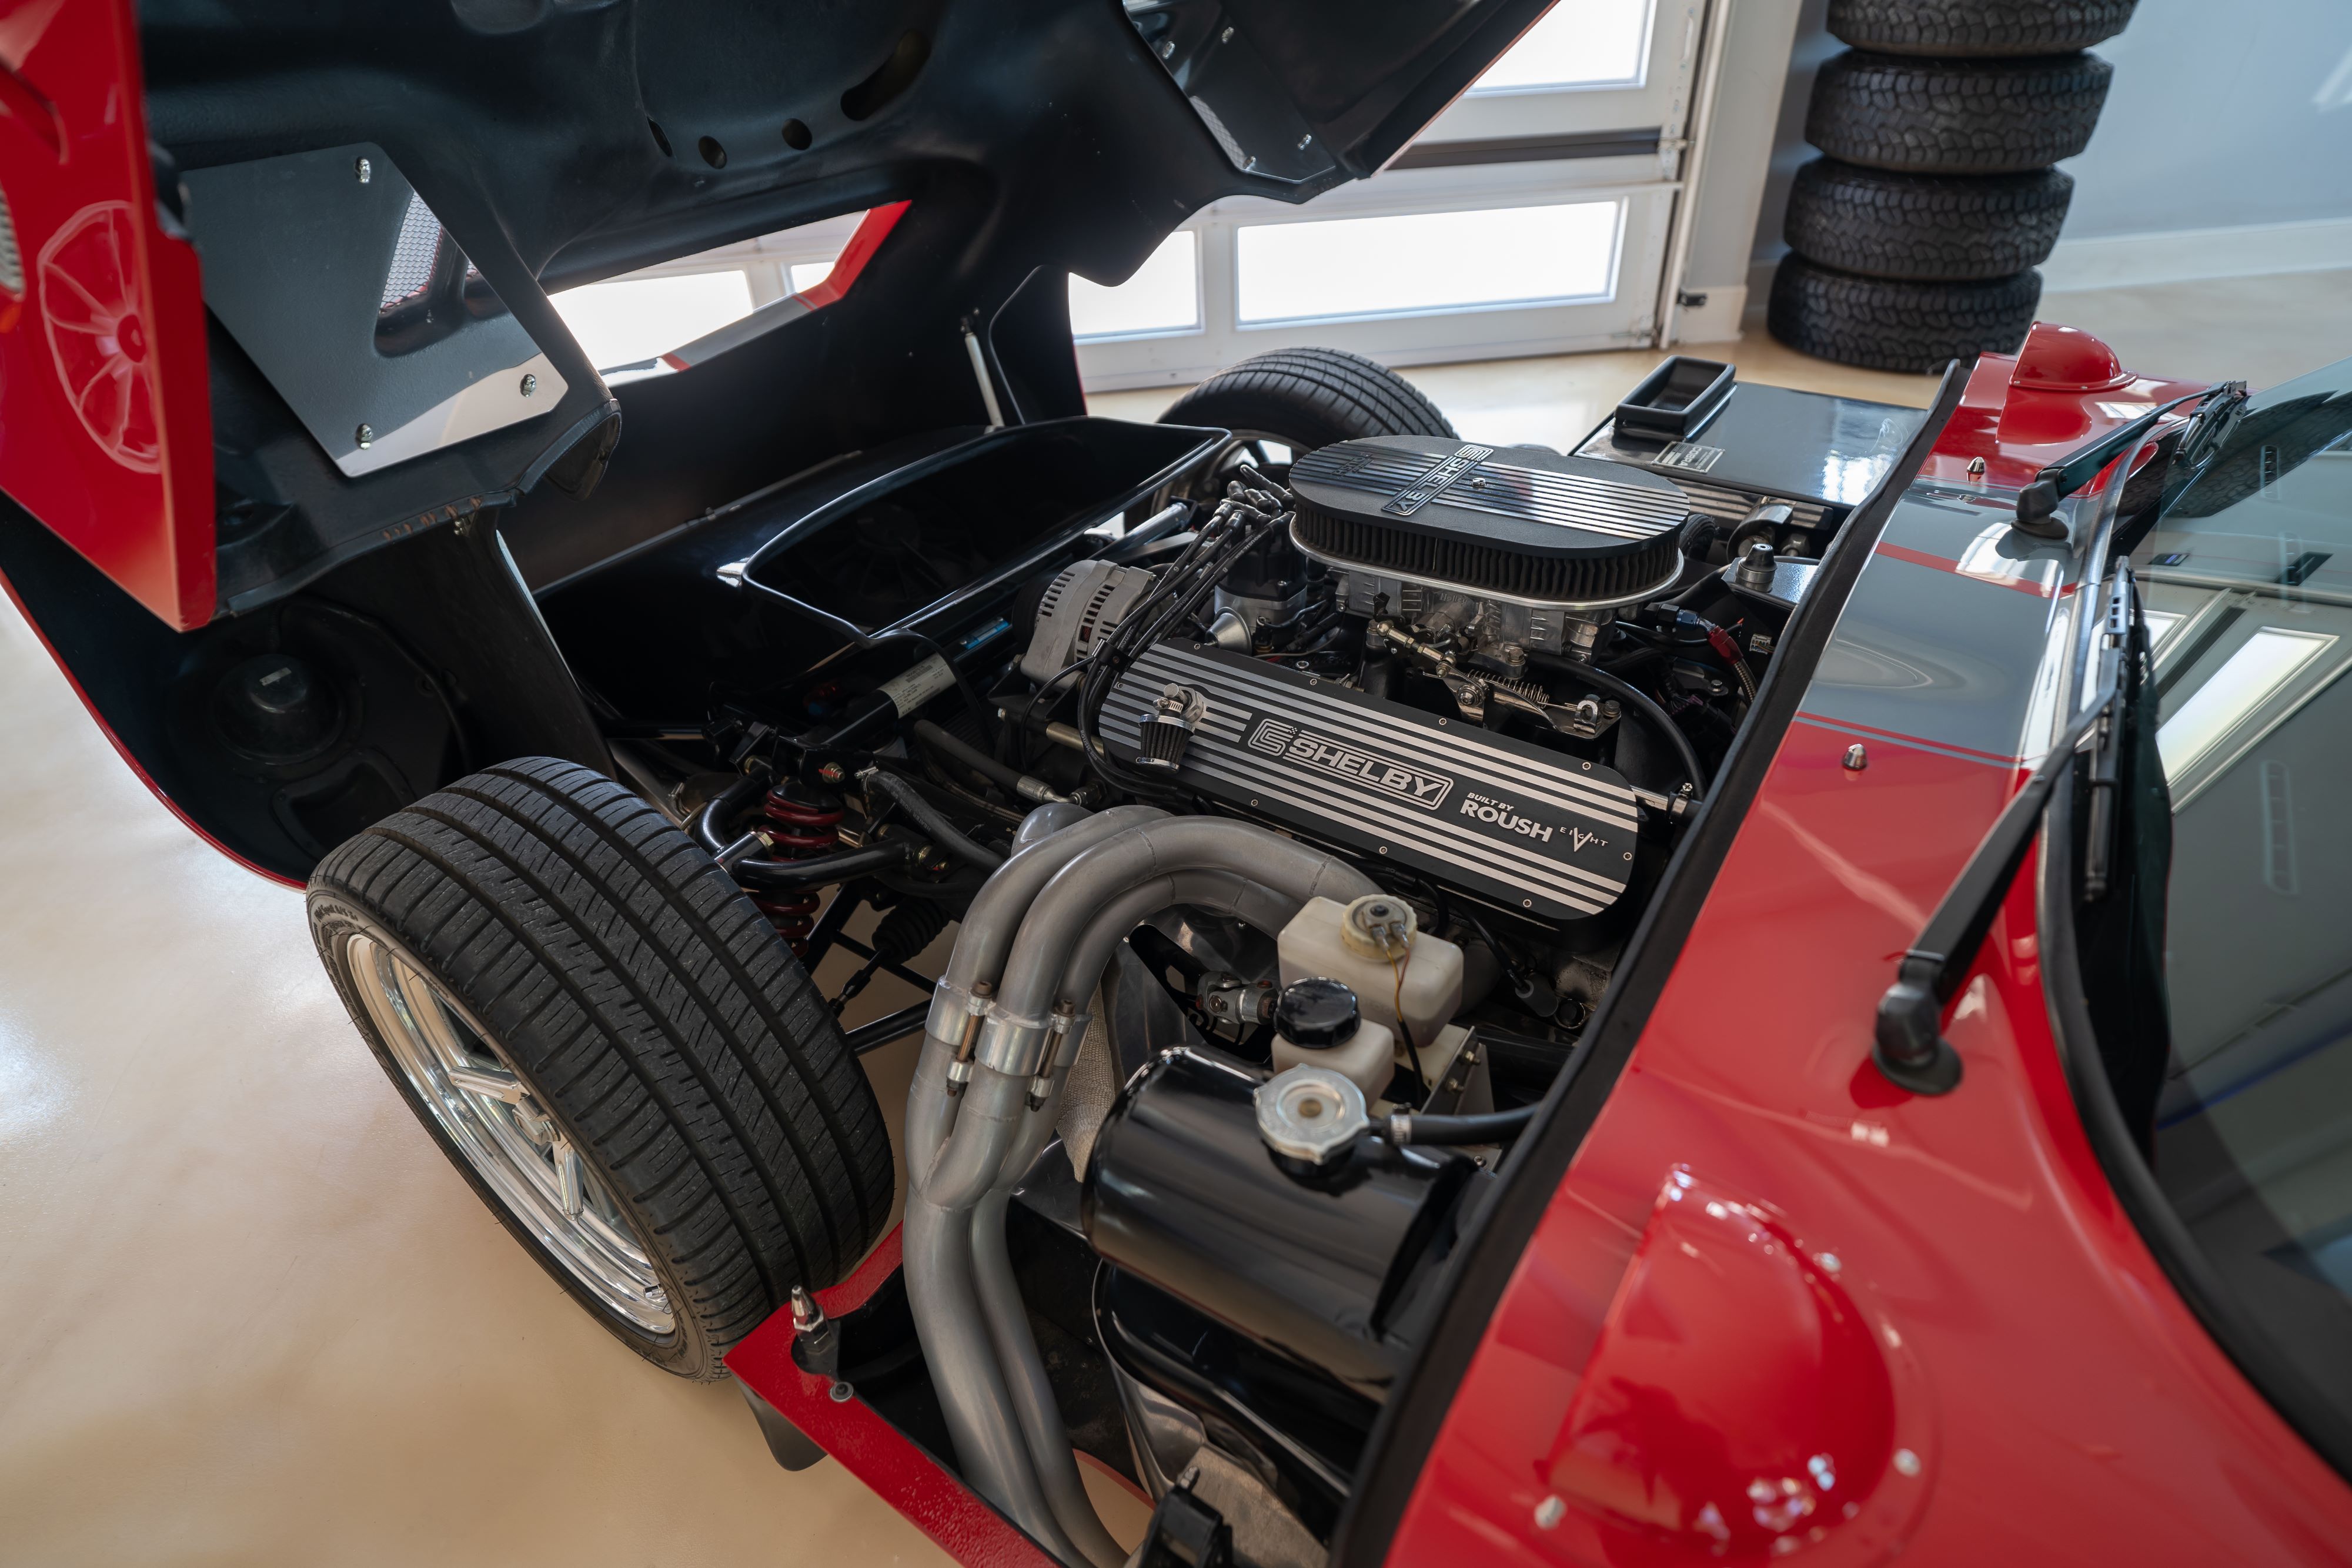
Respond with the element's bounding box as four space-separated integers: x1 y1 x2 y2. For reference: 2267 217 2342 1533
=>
445 1064 527 1103
553 1137 586 1217
347 930 673 1334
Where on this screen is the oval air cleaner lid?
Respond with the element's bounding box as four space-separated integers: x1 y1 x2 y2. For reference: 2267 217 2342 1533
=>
1288 435 1693 607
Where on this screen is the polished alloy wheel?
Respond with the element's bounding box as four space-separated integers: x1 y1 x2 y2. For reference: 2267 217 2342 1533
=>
345 932 676 1333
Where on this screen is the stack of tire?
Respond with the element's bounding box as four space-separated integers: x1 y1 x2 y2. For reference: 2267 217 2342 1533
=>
1769 1 2137 373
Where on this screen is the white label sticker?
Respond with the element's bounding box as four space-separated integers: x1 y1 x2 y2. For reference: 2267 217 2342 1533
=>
1656 441 1725 473
879 654 955 715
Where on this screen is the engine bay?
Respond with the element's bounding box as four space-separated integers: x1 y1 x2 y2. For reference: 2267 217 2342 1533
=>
514 366 1925 1561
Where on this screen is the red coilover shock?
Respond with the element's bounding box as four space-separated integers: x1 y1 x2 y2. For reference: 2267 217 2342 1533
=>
749 783 844 956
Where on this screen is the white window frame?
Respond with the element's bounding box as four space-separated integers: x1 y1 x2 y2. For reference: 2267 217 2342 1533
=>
1075 0 1715 392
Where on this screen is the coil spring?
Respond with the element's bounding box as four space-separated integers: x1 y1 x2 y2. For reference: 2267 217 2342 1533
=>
750 786 844 956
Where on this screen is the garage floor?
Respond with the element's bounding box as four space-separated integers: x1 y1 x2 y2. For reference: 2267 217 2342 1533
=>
2 270 2342 1565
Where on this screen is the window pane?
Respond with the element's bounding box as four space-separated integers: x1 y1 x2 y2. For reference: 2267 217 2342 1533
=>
2113 356 2352 1439
548 208 871 371
1471 0 1653 93
1070 230 1200 340
549 271 753 370
1235 202 1621 326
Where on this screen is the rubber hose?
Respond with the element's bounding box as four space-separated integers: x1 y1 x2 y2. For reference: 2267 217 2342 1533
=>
914 718 1044 804
1390 1105 1536 1144
867 770 1005 871
1529 648 1709 797
729 842 911 889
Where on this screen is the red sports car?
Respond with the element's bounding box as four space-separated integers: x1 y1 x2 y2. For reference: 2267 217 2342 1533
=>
6 4 2349 1566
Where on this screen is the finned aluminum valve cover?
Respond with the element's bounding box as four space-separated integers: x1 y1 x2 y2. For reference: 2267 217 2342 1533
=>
1102 642 1637 920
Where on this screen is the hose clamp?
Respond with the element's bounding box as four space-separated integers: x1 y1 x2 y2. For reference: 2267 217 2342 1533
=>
926 981 991 1046
976 1004 1055 1078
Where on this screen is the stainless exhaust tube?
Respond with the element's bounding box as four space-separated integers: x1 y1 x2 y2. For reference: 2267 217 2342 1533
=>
936 823 1375 1563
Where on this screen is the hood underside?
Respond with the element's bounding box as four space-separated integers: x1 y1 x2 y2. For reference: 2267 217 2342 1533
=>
128 0 1548 618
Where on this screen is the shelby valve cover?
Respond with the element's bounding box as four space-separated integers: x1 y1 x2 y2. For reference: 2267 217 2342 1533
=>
1103 642 1635 920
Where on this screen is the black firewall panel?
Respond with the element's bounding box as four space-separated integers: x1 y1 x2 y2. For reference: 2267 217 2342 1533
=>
1102 643 1635 921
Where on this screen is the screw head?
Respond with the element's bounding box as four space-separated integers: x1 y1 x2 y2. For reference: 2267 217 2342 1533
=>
1843 743 1869 772
1966 456 1987 476
1534 1495 1566 1530
354 423 374 449
828 1380 853 1403
354 156 372 183
519 373 537 397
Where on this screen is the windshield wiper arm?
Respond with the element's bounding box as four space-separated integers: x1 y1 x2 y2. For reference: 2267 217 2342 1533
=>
1873 566 2136 1094
2013 388 2219 539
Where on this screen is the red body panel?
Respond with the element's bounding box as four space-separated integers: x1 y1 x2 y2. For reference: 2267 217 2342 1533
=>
727 1226 1060 1568
0 0 213 630
1389 343 2352 1564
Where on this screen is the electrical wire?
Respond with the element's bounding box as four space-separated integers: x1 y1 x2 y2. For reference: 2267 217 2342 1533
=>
1385 941 1426 1094
1074 476 1293 800
1528 648 1710 798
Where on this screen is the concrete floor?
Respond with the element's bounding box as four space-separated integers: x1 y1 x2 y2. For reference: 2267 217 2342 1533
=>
2 268 2343 1564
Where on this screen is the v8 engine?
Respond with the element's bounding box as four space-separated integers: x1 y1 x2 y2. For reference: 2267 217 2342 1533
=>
530 362 1874 1566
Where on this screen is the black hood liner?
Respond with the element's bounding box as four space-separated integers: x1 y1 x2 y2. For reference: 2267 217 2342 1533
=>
140 0 1547 609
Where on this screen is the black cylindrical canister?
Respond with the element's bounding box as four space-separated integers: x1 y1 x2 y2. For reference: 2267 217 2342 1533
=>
1081 1047 1472 1400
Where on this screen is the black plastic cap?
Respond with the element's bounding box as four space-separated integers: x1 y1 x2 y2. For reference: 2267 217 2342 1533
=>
1275 977 1360 1048
212 653 340 764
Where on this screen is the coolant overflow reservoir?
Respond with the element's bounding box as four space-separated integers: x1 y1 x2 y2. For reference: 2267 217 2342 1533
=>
1269 978 1394 1102
1279 894 1464 1046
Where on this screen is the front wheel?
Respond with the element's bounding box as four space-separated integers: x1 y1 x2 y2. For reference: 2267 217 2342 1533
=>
308 757 894 1378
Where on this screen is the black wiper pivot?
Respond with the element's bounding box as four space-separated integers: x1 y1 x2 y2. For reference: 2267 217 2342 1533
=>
2012 388 2217 539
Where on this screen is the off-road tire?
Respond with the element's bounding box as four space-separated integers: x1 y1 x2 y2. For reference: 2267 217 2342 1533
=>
1785 159 2074 280
1828 0 2137 56
1808 50 2113 174
1161 347 1456 449
1768 253 2042 374
308 757 894 1378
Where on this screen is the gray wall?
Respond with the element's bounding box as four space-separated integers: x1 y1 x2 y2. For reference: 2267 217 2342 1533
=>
2062 0 2352 239
1750 0 2352 272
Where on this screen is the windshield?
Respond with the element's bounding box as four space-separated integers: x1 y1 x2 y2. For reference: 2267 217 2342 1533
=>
2130 356 2352 1416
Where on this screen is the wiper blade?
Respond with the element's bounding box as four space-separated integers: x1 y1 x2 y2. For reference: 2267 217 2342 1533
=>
1872 566 2136 1094
2013 387 2219 538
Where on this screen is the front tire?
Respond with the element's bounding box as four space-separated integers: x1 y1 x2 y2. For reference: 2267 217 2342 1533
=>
308 757 894 1378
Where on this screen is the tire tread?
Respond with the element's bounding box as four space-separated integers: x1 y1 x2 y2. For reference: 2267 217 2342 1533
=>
1767 253 2042 373
308 757 891 1376
1807 49 2113 174
1162 346 1457 448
